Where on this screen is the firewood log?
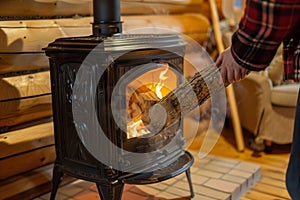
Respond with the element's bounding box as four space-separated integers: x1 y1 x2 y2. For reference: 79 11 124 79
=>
128 84 160 119
139 66 230 133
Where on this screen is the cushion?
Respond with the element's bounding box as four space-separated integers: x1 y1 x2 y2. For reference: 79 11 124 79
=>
271 84 300 107
267 55 284 86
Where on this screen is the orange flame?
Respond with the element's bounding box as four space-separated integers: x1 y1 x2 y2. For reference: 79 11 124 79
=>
127 64 170 139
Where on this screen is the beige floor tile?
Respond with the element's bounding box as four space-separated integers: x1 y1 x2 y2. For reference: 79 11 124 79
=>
204 178 239 193
196 169 223 179
35 152 260 200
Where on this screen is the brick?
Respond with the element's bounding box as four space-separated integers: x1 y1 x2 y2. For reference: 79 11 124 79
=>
160 177 178 185
172 179 190 189
213 156 240 165
192 194 218 200
193 185 231 200
191 166 200 173
203 163 231 174
221 174 246 184
210 160 238 169
228 169 253 179
204 179 239 193
174 173 186 180
235 162 261 173
192 153 212 164
196 169 223 178
164 186 190 197
190 174 209 185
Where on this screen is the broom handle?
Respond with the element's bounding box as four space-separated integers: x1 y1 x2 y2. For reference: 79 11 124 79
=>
208 0 245 151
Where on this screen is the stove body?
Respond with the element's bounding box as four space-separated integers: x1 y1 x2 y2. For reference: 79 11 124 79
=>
44 0 194 199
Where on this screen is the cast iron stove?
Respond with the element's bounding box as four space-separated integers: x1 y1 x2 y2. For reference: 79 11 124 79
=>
44 0 194 199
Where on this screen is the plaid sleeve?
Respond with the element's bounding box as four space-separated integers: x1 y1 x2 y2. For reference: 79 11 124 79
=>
283 37 300 81
231 0 300 71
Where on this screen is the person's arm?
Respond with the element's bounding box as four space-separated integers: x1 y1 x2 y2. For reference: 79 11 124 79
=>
217 0 298 82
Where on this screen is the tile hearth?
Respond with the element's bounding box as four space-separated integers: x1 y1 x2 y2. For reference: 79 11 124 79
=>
34 151 260 200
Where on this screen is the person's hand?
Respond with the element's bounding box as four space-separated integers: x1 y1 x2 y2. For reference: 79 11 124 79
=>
216 47 249 83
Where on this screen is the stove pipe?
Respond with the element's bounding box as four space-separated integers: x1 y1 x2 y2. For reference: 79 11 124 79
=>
92 0 122 37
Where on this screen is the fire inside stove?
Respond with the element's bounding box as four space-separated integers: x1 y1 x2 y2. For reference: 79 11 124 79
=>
126 63 177 139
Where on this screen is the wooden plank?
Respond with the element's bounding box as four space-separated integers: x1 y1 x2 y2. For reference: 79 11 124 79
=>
207 139 289 170
0 14 210 53
260 176 286 189
123 14 210 44
193 184 231 199
0 0 208 17
251 182 290 199
0 145 56 179
0 104 52 130
0 164 75 200
0 94 51 117
0 164 53 199
122 1 204 15
0 121 54 158
0 53 48 75
8 176 75 200
244 190 290 200
0 0 92 18
0 71 52 128
239 197 252 200
260 168 287 182
0 71 50 100
0 18 92 53
0 0 224 21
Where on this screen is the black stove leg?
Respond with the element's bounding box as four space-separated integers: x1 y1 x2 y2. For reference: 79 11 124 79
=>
186 168 194 198
96 182 124 200
50 163 64 200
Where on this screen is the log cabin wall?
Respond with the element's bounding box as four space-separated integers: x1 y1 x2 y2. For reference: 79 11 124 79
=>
0 0 221 188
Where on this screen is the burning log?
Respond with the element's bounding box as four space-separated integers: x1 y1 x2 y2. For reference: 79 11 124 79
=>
140 65 230 134
128 85 160 119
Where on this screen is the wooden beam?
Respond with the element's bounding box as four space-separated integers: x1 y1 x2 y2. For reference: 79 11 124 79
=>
0 121 54 158
0 145 56 179
0 71 52 129
0 163 75 200
0 0 208 18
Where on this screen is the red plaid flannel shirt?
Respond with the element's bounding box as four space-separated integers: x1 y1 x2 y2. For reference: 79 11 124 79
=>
231 0 300 81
